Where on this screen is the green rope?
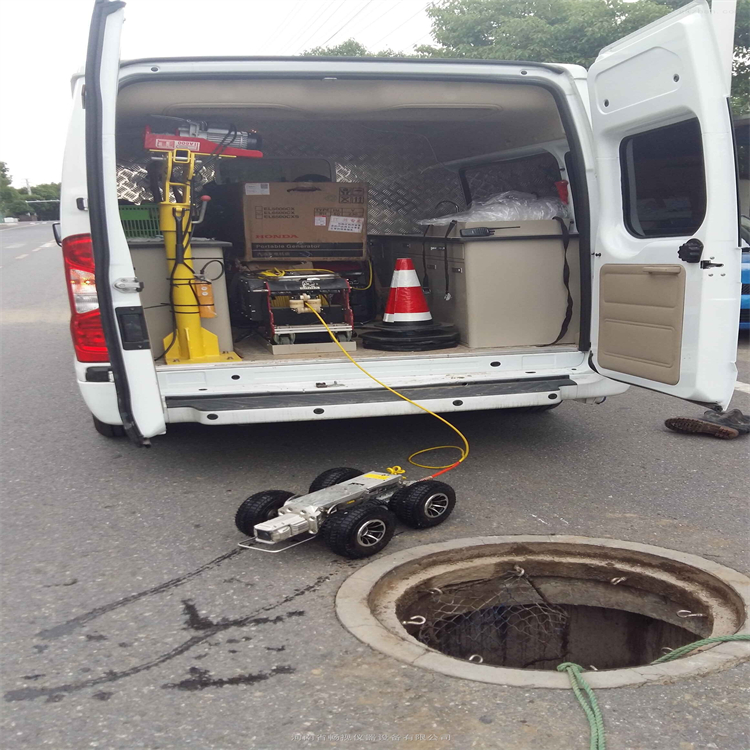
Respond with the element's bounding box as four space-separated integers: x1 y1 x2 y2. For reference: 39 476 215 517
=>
651 634 750 664
558 634 750 750
556 662 606 750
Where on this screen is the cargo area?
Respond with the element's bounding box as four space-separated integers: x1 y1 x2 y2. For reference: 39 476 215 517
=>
113 77 584 387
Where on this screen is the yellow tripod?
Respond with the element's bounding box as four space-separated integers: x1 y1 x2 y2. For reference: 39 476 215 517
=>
158 149 240 365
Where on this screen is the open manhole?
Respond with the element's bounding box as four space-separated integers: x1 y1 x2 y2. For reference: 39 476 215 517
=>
336 536 750 688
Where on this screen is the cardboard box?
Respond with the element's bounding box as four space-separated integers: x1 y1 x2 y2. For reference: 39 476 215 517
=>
242 182 368 261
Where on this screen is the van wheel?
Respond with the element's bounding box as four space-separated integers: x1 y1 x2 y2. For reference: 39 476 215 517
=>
321 504 395 559
510 402 562 413
235 490 295 535
309 467 363 493
389 481 455 528
93 416 126 437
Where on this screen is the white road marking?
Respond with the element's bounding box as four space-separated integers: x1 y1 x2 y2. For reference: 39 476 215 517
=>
14 254 28 260
735 381 750 395
530 514 549 525
1 309 69 324
5 243 23 249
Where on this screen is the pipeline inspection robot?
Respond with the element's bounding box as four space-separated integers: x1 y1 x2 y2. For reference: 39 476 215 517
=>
235 468 456 558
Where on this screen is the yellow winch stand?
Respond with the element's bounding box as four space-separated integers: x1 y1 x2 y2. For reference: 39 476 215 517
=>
158 149 240 365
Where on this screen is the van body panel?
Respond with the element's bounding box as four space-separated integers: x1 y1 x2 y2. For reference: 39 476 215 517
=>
83 0 165 439
588 0 740 408
154 349 587 397
69 0 738 437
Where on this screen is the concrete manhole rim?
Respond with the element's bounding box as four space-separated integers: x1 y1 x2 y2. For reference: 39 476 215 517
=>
335 535 750 689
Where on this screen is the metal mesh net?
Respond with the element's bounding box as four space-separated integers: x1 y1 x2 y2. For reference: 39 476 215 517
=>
401 568 569 669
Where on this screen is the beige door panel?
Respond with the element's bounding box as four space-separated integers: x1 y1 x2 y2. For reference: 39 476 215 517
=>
597 264 685 385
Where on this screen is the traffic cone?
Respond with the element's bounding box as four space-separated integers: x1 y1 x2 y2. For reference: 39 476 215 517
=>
361 258 460 351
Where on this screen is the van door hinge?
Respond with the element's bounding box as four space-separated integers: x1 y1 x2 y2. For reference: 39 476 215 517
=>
76 197 88 211
113 277 144 293
700 260 724 269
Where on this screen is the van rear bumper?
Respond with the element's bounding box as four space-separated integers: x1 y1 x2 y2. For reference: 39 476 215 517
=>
75 362 629 428
163 373 627 425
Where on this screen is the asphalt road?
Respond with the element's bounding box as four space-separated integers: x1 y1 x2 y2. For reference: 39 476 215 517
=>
1 220 749 750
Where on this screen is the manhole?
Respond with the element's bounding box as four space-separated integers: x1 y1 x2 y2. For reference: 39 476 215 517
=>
336 536 750 688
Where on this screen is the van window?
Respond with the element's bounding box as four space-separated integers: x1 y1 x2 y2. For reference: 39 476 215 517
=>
620 118 706 238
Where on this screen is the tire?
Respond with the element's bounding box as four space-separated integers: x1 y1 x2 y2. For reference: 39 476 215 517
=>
235 490 295 535
509 402 562 414
321 504 396 559
93 416 126 438
389 480 456 529
309 467 364 493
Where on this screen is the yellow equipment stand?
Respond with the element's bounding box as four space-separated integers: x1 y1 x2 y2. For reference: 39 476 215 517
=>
158 149 240 365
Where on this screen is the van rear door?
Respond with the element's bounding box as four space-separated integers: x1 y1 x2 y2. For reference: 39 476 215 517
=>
588 0 741 409
85 0 165 442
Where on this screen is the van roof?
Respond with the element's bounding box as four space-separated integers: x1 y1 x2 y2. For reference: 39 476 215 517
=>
118 56 572 74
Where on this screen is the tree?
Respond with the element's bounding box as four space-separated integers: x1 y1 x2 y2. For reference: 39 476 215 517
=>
0 162 30 219
20 182 61 220
733 0 750 112
303 38 402 57
417 0 749 112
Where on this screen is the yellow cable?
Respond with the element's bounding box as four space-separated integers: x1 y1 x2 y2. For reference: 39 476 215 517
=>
350 260 373 291
303 302 469 474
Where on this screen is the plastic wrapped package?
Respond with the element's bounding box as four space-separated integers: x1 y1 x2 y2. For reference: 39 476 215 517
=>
418 191 569 226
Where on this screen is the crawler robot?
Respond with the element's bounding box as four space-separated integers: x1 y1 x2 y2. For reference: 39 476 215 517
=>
235 468 456 558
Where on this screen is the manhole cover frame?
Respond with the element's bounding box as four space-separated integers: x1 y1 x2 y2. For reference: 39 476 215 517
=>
335 536 750 689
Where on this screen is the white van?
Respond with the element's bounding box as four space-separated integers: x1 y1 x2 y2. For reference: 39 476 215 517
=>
61 0 742 444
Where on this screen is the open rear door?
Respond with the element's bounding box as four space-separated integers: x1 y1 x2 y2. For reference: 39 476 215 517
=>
85 0 166 442
588 0 741 409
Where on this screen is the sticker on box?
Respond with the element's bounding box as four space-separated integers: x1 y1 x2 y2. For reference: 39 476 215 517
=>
244 183 270 195
328 216 364 233
314 215 327 227
338 186 366 204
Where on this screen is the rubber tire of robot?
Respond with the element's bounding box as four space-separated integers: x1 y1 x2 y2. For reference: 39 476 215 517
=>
235 490 295 535
389 480 456 529
321 504 396 559
308 467 364 493
93 416 126 438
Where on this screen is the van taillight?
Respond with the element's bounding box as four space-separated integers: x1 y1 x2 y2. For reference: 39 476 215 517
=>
62 233 108 362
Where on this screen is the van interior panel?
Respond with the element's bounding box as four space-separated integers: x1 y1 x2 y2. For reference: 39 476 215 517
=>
114 76 581 370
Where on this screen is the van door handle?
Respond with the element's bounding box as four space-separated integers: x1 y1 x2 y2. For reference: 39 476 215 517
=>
645 266 681 275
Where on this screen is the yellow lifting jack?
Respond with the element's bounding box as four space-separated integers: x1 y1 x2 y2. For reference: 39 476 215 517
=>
144 121 263 365
156 148 239 364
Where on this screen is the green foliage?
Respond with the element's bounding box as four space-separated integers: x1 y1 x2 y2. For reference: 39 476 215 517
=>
0 164 61 219
417 0 670 65
0 161 30 218
22 182 61 220
733 0 750 112
417 0 749 112
300 3 749 113
303 38 402 57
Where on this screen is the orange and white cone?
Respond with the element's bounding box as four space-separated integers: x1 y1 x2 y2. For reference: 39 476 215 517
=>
383 258 433 324
362 258 460 351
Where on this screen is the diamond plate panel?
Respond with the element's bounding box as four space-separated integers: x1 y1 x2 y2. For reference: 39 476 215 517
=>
464 152 561 204
117 121 466 234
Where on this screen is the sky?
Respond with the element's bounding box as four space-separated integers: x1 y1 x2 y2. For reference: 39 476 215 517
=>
0 0 434 188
